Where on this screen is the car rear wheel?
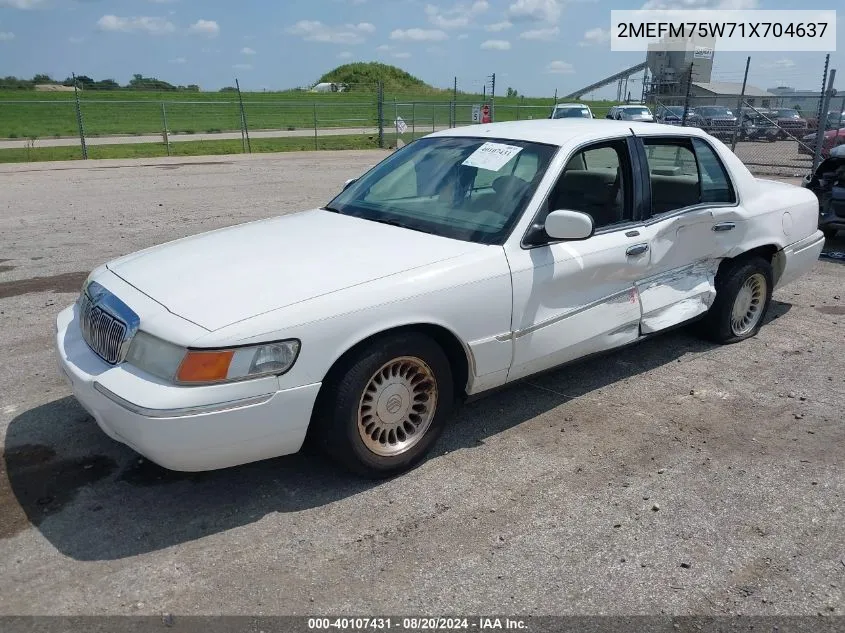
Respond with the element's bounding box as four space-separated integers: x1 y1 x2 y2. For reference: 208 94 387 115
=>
822 227 839 239
312 332 454 478
698 257 773 344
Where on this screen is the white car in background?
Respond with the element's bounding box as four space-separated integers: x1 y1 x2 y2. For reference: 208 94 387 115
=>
550 103 594 119
56 119 825 478
608 105 656 123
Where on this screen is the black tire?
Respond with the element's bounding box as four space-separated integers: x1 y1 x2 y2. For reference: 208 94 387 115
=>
698 256 774 344
822 227 839 239
311 332 454 478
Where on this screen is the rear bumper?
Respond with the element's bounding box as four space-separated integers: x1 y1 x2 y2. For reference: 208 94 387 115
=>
56 305 321 472
775 231 826 289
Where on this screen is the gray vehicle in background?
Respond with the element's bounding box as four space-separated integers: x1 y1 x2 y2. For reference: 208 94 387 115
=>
550 103 594 119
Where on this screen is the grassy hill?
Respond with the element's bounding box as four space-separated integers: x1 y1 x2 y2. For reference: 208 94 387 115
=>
317 62 442 93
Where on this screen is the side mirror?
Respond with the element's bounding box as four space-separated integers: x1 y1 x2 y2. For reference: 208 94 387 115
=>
544 209 594 241
342 178 357 191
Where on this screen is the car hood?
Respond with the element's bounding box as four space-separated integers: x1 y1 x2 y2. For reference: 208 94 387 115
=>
106 209 484 331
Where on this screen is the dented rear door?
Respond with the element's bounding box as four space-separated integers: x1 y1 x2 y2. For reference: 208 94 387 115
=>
633 135 746 334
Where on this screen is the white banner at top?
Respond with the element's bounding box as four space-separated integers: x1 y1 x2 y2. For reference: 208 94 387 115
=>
610 9 836 52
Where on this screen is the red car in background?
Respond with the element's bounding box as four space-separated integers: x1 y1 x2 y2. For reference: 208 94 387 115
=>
798 126 845 158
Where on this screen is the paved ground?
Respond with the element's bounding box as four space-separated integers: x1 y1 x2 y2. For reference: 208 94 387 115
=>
0 152 844 616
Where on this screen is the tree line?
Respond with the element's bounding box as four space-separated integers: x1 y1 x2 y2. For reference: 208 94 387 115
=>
0 74 201 92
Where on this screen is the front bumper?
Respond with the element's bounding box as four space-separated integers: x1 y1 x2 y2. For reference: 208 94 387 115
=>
55 305 321 472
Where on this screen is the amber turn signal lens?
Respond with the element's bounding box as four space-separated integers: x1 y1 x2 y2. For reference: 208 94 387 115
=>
176 350 234 383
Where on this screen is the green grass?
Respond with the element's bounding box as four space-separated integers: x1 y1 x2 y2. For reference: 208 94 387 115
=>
0 133 381 163
0 88 616 140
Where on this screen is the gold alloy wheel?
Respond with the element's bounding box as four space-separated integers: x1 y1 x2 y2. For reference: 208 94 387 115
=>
730 273 767 336
357 356 438 457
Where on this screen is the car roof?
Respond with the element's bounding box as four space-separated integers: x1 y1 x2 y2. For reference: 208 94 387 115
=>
426 118 710 147
554 103 590 108
617 104 649 108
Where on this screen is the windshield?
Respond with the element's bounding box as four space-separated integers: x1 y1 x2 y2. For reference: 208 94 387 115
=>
553 107 590 118
622 107 651 116
326 136 558 245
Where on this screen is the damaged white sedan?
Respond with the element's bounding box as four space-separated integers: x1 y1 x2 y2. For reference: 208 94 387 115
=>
56 119 825 478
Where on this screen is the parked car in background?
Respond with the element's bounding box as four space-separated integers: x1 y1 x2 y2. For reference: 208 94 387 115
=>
807 110 845 132
772 108 808 140
609 105 655 122
798 125 845 157
550 103 594 119
803 144 845 239
56 119 825 478
656 105 687 125
692 106 738 141
738 110 779 143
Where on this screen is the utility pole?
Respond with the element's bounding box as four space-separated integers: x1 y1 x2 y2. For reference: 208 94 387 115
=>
488 72 496 121
235 78 251 153
681 63 694 126
72 72 88 160
452 76 457 128
813 68 836 173
731 56 751 151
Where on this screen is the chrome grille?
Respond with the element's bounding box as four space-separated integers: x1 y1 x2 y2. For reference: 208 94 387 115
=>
79 292 128 365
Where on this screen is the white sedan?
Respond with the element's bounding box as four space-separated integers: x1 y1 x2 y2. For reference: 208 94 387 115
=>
56 119 825 478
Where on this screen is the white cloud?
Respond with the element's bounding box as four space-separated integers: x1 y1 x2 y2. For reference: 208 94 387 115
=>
241 47 256 55
233 63 252 70
480 39 510 50
519 26 559 40
0 31 14 40
97 15 176 35
578 26 609 46
485 21 512 32
338 51 353 59
507 0 561 24
641 0 757 7
287 20 375 44
0 0 43 8
546 60 574 74
762 58 796 70
457 33 469 39
425 1 489 29
376 44 393 51
188 19 220 37
169 57 187 64
393 51 412 58
390 28 448 41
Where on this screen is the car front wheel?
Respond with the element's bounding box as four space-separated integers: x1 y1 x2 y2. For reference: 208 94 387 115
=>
698 257 774 344
313 332 454 478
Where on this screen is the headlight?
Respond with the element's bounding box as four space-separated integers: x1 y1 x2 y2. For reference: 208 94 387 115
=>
126 332 300 385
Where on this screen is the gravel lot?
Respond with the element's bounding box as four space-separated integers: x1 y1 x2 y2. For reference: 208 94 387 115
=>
0 151 844 617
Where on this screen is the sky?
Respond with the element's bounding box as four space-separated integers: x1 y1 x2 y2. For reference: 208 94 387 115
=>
0 0 842 97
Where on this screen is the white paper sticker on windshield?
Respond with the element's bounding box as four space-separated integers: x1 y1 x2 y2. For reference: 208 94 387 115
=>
462 142 523 171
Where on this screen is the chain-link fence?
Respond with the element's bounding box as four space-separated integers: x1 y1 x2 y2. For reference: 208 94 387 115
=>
1 64 840 177
646 54 841 177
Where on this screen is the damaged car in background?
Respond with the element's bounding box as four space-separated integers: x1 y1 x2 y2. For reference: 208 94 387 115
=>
56 119 825 478
803 144 845 239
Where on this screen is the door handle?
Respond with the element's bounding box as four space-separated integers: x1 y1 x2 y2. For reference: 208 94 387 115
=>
713 222 736 232
626 243 649 257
